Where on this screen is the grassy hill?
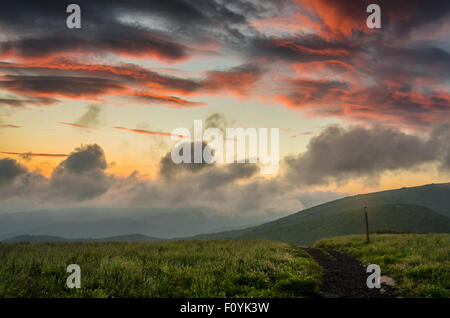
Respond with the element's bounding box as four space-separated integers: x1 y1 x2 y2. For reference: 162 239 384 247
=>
195 204 450 245
0 240 321 298
315 233 450 297
192 182 450 245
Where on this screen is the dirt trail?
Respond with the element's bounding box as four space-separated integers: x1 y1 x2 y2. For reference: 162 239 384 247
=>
302 248 395 298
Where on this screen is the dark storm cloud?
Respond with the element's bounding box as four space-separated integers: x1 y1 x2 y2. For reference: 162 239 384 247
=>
0 75 126 98
0 0 266 62
49 144 111 201
0 2 190 62
386 0 450 38
284 123 450 185
0 61 202 95
0 158 26 184
54 144 107 174
373 46 450 83
0 61 263 102
0 30 190 62
0 0 258 30
0 145 111 202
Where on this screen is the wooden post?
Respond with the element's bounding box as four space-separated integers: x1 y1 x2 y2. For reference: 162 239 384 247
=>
364 206 370 243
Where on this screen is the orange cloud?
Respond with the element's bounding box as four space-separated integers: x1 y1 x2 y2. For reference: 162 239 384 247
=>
57 122 98 130
0 151 68 158
0 124 21 128
295 0 415 38
112 126 188 139
132 91 205 107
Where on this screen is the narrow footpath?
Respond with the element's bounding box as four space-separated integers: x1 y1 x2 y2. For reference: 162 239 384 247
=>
302 248 395 298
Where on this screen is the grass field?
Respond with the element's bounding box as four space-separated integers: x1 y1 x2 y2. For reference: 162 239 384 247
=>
0 240 321 298
314 233 450 297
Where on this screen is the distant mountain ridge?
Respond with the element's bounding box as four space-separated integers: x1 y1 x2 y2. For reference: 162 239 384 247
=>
3 233 161 243
2 183 449 245
0 209 274 240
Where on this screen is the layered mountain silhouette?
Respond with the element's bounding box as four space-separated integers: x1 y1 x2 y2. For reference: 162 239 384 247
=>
2 183 450 244
4 234 161 243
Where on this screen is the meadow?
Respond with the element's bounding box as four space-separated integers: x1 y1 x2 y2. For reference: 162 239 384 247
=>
0 240 321 298
314 233 450 297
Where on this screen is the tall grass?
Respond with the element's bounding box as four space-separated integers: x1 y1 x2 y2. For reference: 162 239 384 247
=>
0 240 321 298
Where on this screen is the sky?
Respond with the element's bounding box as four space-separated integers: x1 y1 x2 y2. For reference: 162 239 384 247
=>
0 0 449 226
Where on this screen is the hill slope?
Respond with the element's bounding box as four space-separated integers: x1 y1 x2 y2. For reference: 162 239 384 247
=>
193 183 450 245
238 204 450 245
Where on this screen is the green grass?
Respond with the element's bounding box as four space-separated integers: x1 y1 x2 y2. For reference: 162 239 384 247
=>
314 233 450 298
0 240 321 298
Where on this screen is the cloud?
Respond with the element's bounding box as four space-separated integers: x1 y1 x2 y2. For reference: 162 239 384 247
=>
1 123 448 222
54 144 107 174
0 145 110 202
204 112 233 131
295 0 450 39
132 91 205 107
113 126 187 138
0 61 263 103
0 158 47 200
0 61 202 95
202 64 263 96
0 143 301 218
0 0 447 129
0 0 265 64
0 75 127 99
77 104 102 127
284 123 450 185
0 158 27 184
159 141 214 179
111 162 298 218
429 122 450 170
0 152 68 159
0 97 59 108
277 78 349 108
0 16 190 64
48 144 110 201
251 35 359 62
0 124 20 128
57 105 104 131
57 122 97 130
275 44 450 128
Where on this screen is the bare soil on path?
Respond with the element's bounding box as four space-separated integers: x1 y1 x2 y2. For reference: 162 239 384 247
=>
302 248 396 298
